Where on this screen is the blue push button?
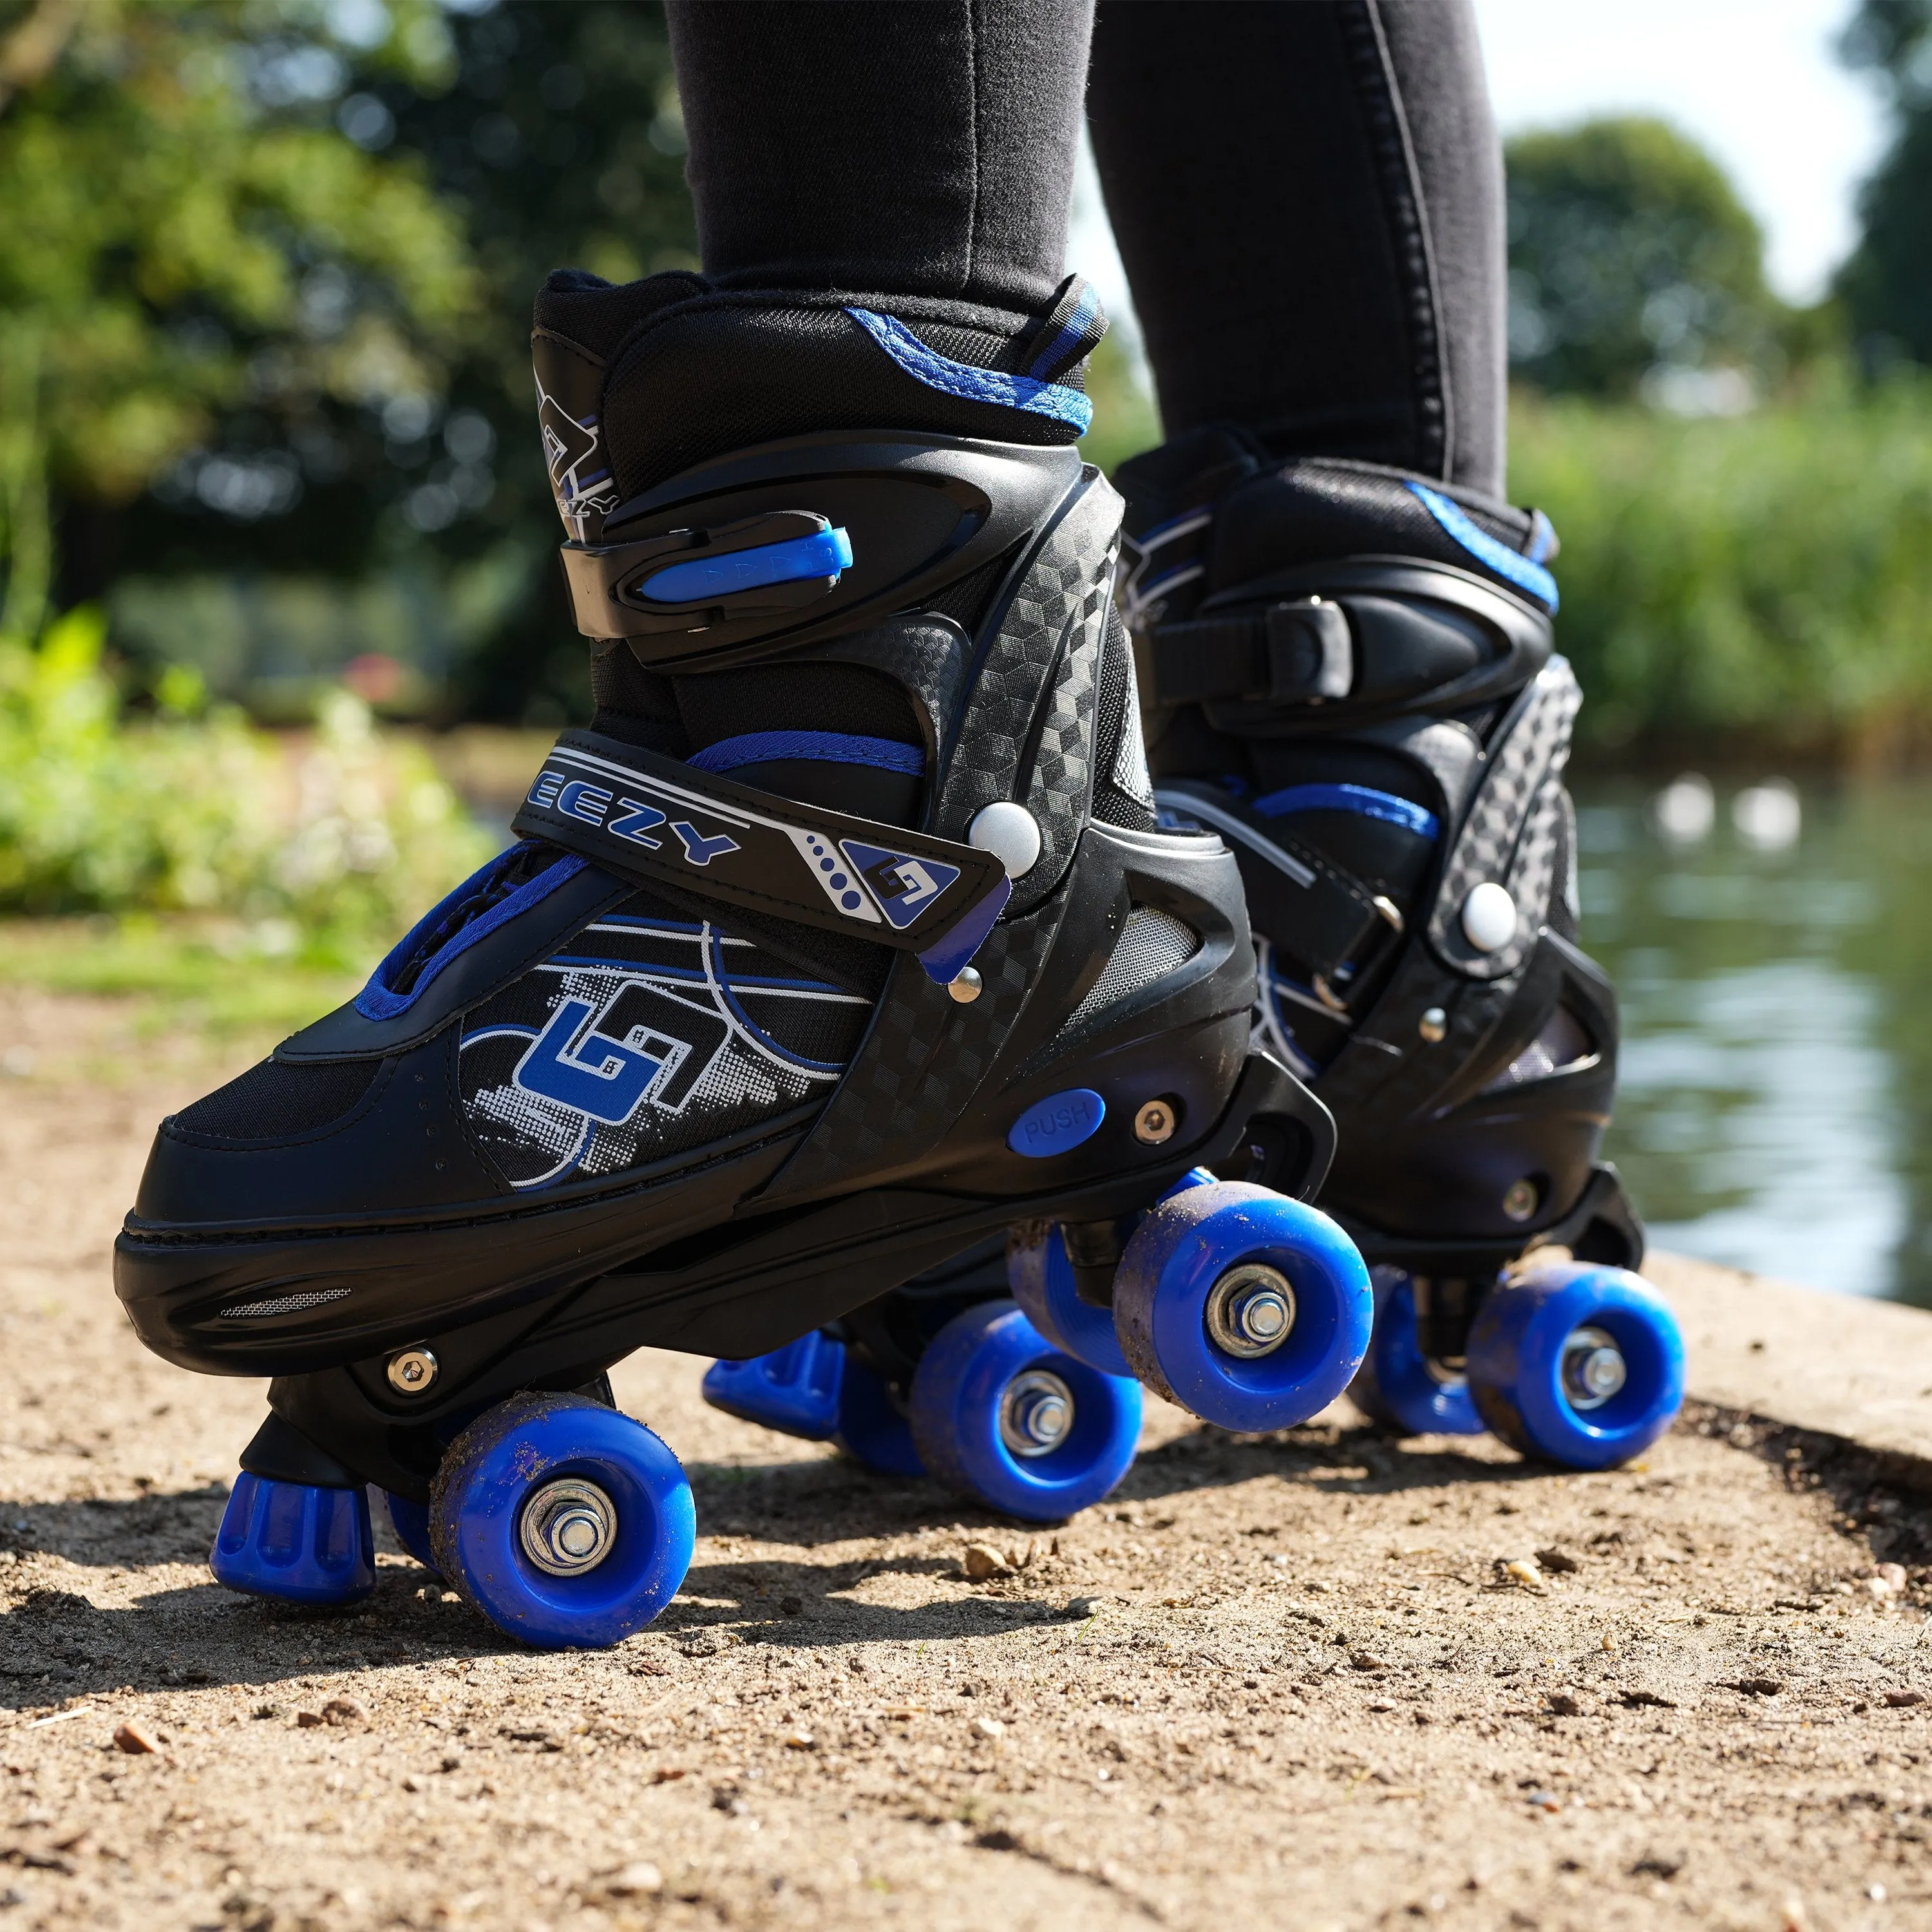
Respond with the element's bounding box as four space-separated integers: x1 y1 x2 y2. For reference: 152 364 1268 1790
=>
1007 1088 1106 1158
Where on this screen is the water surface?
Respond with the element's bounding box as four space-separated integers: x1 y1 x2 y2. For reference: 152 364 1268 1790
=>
1577 775 1932 1306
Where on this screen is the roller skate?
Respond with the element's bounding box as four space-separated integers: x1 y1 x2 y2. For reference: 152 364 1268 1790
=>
1116 432 1685 1471
115 274 1372 1645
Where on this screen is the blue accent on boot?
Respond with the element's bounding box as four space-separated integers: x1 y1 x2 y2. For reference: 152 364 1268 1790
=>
1007 1088 1106 1158
357 844 587 1021
701 1332 844 1441
1406 482 1559 611
431 1394 694 1650
1465 1261 1685 1470
1112 1182 1372 1432
211 1474 375 1605
639 526 852 605
687 731 925 777
1251 782 1439 840
845 308 1094 432
909 1300 1140 1520
915 873 1010 984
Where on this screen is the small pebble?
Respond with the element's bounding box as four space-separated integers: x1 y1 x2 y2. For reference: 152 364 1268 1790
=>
1066 1596 1105 1619
1535 1546 1580 1575
963 1544 1012 1581
1883 1689 1925 1709
781 1730 816 1750
296 1711 325 1729
1546 1692 1586 1717
605 1862 664 1898
1499 1558 1544 1592
970 1716 1005 1741
111 1722 158 1756
322 1697 366 1726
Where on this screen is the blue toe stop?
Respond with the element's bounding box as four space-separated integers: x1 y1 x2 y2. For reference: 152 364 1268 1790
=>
701 1330 844 1439
210 1473 375 1604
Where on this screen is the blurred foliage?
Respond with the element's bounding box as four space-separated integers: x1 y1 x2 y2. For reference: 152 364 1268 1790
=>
1504 117 1794 402
39 0 696 724
1079 330 1162 481
1837 0 1932 368
0 0 477 641
0 605 491 956
1511 379 1932 757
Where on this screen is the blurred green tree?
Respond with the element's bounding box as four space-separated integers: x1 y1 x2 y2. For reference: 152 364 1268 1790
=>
57 1 697 725
1505 117 1783 400
1837 0 1932 366
0 0 475 636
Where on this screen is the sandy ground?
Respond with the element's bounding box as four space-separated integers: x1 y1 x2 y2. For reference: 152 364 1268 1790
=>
3 989 1931 1932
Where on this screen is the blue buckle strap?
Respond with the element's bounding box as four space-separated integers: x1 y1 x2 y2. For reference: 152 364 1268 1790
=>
513 729 1009 985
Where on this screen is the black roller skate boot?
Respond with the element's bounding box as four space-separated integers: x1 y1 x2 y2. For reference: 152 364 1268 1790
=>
115 274 1370 1644
1117 431 1684 1471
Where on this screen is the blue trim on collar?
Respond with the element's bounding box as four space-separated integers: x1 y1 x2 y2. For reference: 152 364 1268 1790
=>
687 730 925 777
1252 782 1440 839
355 846 588 1021
844 308 1094 433
1406 482 1559 612
1028 284 1101 379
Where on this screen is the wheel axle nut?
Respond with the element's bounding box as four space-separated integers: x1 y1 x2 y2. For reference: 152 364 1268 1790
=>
1000 1370 1075 1458
386 1347 438 1396
1134 1098 1177 1144
1204 1264 1298 1359
1501 1178 1539 1223
519 1477 618 1576
1560 1325 1627 1409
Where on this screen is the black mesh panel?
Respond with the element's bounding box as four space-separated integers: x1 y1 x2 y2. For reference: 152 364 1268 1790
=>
175 1057 383 1142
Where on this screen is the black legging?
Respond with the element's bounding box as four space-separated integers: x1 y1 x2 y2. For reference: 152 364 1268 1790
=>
664 0 1504 495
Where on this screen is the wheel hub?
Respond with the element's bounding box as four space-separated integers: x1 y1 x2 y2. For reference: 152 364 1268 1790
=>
1205 1264 1297 1359
518 1477 618 1576
1560 1325 1627 1410
1000 1370 1075 1458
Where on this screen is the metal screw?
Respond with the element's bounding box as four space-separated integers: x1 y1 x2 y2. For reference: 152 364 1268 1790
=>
1204 1264 1297 1359
1134 1098 1177 1144
1501 1178 1539 1223
519 1477 618 1576
1000 1370 1075 1458
1418 1007 1448 1043
386 1347 439 1396
1560 1326 1627 1410
948 965 983 1004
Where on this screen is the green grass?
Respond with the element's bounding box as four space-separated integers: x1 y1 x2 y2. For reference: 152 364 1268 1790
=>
0 916 365 1041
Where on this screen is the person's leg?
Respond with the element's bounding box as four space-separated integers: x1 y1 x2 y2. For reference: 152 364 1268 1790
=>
1088 0 1503 491
668 0 1091 313
1095 2 1651 1388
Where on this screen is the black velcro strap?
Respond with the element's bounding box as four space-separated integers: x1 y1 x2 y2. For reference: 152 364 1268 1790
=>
513 730 1010 984
1156 782 1399 998
1151 597 1353 706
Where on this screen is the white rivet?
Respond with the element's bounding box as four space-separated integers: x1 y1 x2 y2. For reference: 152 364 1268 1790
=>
1418 1007 1448 1043
1461 881 1518 954
948 966 983 1003
969 801 1042 879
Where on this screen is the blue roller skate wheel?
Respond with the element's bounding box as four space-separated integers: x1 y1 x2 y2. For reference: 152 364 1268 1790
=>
375 1486 440 1575
429 1393 696 1649
834 1352 927 1477
1007 1171 1218 1378
1465 1260 1685 1470
1348 1267 1484 1437
701 1330 844 1441
1008 1224 1134 1378
1112 1182 1372 1432
211 1474 374 1605
909 1300 1140 1522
